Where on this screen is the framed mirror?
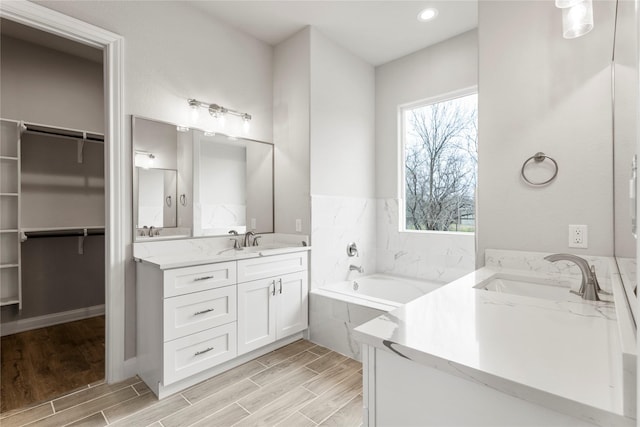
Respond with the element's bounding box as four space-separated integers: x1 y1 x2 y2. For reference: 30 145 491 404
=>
132 116 274 241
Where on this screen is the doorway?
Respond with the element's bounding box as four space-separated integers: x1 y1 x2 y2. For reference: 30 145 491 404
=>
0 0 127 413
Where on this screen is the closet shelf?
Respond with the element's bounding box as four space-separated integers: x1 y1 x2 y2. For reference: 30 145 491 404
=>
0 297 20 307
23 123 104 143
21 226 104 233
0 230 19 233
20 226 105 240
0 156 18 161
0 193 18 197
0 264 19 269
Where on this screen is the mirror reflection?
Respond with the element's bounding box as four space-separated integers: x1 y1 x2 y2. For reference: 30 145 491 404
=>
132 116 274 241
137 168 177 228
613 0 638 316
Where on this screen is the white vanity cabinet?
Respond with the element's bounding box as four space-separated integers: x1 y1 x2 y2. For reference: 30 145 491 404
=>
136 248 309 399
237 253 308 355
136 261 238 398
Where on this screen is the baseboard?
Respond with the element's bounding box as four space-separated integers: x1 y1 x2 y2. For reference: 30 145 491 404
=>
0 304 105 337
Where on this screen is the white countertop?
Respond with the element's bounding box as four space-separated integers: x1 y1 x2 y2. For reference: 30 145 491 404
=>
135 244 311 269
353 252 636 426
133 233 311 270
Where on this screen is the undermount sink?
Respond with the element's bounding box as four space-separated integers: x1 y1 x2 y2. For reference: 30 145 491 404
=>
475 273 577 302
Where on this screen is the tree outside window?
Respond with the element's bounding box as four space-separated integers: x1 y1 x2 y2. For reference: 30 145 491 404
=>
402 92 478 232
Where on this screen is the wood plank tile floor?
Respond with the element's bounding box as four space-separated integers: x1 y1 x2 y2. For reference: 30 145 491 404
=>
1 316 105 413
0 339 363 427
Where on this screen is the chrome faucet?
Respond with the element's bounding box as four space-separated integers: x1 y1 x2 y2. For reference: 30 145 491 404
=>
228 230 241 249
244 231 255 247
544 253 600 301
349 264 364 274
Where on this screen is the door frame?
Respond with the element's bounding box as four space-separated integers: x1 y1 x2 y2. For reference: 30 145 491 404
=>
0 1 127 382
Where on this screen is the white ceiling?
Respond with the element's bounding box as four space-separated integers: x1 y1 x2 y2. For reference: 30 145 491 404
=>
188 1 478 66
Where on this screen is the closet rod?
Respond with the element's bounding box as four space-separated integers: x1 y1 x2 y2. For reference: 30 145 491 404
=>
22 124 104 143
22 228 105 239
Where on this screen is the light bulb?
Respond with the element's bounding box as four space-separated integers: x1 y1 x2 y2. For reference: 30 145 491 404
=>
417 8 438 22
218 112 226 129
555 0 581 8
562 0 593 39
242 114 251 135
188 99 199 121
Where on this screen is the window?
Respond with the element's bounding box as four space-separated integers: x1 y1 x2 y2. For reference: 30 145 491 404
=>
401 91 478 232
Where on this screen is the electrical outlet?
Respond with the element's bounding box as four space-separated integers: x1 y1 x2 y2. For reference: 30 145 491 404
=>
568 224 588 249
295 219 302 233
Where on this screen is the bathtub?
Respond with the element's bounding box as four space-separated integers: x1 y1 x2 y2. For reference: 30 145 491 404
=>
309 274 445 360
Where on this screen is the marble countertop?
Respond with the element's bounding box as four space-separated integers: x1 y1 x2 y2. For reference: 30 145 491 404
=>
133 233 311 270
353 250 636 426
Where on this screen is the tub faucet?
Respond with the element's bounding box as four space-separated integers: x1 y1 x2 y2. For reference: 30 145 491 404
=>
349 264 364 274
544 253 600 301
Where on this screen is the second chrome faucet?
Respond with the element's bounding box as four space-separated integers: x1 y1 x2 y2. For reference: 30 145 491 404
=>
544 253 601 301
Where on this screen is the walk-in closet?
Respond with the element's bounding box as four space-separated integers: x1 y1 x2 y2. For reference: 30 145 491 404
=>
0 19 106 413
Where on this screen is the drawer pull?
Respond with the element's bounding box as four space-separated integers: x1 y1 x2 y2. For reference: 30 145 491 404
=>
194 308 215 316
278 278 283 294
194 347 214 356
271 280 276 296
193 275 215 282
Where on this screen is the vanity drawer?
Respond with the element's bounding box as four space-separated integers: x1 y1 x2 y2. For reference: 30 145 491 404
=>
163 261 236 297
163 322 237 386
237 252 308 283
164 286 237 342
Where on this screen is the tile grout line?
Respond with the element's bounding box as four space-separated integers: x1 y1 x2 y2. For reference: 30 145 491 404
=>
299 410 319 425
314 390 362 426
49 380 141 415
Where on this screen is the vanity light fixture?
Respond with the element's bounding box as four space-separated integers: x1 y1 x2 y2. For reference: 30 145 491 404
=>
187 98 252 130
555 0 594 39
417 7 438 22
134 152 155 169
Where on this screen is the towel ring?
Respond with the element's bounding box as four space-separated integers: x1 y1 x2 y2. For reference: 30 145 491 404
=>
521 152 558 186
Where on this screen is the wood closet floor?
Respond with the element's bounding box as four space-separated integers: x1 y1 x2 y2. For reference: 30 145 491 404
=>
1 316 105 413
0 339 363 427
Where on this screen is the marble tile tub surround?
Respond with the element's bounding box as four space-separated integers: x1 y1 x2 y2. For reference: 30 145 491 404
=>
310 196 476 289
376 198 476 283
309 292 385 361
353 249 637 426
133 233 309 269
310 195 376 289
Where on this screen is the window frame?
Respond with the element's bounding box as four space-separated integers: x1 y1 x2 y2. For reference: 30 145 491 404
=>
398 86 478 234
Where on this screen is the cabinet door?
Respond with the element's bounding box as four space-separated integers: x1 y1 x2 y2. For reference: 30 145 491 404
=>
276 271 308 339
237 277 276 355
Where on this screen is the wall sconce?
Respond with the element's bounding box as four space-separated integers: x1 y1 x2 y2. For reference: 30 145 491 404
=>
187 98 252 133
134 151 155 169
555 0 593 39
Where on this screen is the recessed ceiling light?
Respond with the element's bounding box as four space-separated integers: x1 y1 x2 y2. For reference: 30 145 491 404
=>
418 7 438 22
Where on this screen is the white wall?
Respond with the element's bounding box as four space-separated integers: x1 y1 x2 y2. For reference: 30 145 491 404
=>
309 27 376 198
33 1 275 359
374 30 478 282
0 35 103 131
273 27 311 235
308 28 376 288
477 1 615 263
